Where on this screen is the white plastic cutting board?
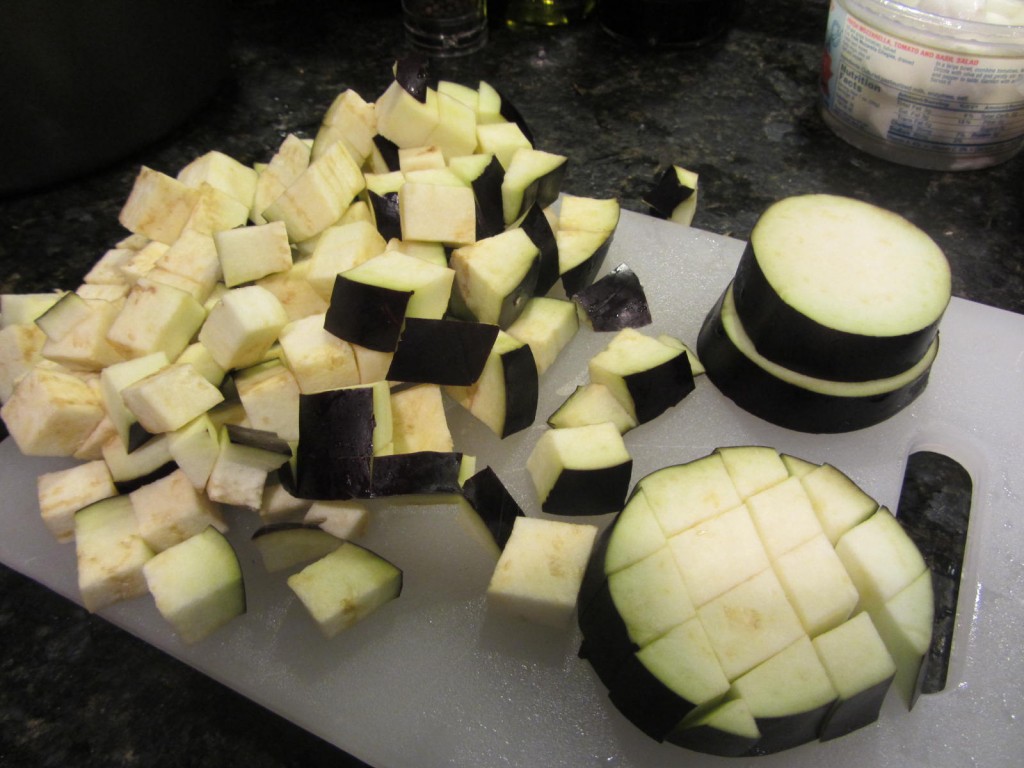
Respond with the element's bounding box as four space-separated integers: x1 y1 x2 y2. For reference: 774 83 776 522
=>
2 211 1023 768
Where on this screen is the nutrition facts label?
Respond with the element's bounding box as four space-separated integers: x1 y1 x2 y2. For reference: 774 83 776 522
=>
822 2 1024 158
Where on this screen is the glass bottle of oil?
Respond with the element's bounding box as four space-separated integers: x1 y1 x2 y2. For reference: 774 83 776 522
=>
500 0 595 27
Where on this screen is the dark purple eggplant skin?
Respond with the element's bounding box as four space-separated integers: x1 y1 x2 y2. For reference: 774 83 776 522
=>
324 274 412 352
498 342 539 437
541 460 633 516
894 451 973 701
370 451 465 497
126 419 156 454
472 155 506 240
742 705 833 756
574 263 652 332
498 255 541 329
251 521 326 539
387 317 499 386
225 423 291 457
112 461 178 495
460 466 524 549
293 387 377 499
394 55 434 102
697 288 933 434
642 166 695 219
512 160 568 225
368 189 402 241
666 722 760 757
578 583 640 692
518 203 559 296
623 348 695 425
295 455 373 500
373 134 401 172
607 651 702 742
731 241 941 382
560 231 614 298
817 675 894 742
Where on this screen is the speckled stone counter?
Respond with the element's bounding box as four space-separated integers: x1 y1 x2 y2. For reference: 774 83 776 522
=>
1 1 1020 766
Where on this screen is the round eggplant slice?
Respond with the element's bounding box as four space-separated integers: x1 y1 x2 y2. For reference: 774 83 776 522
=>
732 194 950 382
698 285 938 434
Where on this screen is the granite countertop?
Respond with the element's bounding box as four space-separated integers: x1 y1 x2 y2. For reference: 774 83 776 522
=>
1 1 1021 766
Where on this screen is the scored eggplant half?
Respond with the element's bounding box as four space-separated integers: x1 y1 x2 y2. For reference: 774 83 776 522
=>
576 447 933 755
697 284 938 434
731 194 951 382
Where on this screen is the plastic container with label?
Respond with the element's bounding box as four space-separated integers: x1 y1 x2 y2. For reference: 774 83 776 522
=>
820 0 1024 170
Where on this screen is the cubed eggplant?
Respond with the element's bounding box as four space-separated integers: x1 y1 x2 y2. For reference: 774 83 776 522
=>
588 328 695 425
370 451 466 498
517 204 559 296
573 263 652 332
387 317 499 386
394 54 435 102
643 165 698 225
460 465 525 550
526 423 632 516
324 274 412 352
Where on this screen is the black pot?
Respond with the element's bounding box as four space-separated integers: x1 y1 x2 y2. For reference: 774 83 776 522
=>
0 0 229 195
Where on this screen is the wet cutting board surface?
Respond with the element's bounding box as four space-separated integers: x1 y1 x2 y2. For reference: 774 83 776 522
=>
2 211 1022 767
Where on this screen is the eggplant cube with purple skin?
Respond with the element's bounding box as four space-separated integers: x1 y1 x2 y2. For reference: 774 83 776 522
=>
450 228 540 328
361 172 405 243
386 317 499 387
446 329 538 439
449 153 505 240
500 147 567 226
324 250 454 352
588 328 695 425
643 165 699 226
505 296 579 375
527 422 633 516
